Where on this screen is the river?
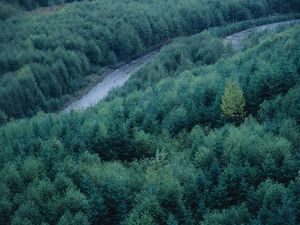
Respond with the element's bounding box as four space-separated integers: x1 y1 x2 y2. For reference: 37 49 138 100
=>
63 50 159 112
63 20 300 112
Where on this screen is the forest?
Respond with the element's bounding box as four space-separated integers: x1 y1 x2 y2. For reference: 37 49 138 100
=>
1 10 300 225
1 0 300 224
0 0 300 123
1 0 81 10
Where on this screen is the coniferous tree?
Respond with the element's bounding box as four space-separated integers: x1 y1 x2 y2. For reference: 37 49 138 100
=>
221 81 246 123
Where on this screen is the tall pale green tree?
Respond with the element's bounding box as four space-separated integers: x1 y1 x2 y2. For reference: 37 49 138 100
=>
221 81 246 123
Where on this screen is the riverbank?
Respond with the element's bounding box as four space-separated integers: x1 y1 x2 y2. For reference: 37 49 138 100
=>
62 19 300 112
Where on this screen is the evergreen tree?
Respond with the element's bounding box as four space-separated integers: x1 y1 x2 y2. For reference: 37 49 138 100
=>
221 81 246 123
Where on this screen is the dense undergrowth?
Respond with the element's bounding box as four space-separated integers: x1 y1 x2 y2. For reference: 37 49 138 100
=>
0 14 299 224
0 0 299 122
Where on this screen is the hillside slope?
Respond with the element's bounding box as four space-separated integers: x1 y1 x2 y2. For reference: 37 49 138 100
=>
0 24 299 225
0 0 299 122
63 19 300 112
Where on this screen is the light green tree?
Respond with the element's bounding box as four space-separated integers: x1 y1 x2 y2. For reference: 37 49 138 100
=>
221 81 246 122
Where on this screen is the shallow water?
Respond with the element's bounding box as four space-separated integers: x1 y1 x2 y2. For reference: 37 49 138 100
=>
63 50 159 112
225 20 300 49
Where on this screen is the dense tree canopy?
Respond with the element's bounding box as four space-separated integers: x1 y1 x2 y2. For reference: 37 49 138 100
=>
0 0 299 122
0 15 299 224
2 0 81 10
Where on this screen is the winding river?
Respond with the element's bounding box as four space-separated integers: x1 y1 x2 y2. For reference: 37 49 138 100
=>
63 20 300 112
63 50 159 112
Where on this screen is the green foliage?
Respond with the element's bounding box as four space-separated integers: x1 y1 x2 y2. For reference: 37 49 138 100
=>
3 0 81 10
221 81 246 123
127 213 157 225
0 6 300 225
57 212 90 225
0 0 299 121
0 2 21 20
201 204 251 225
248 180 297 225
